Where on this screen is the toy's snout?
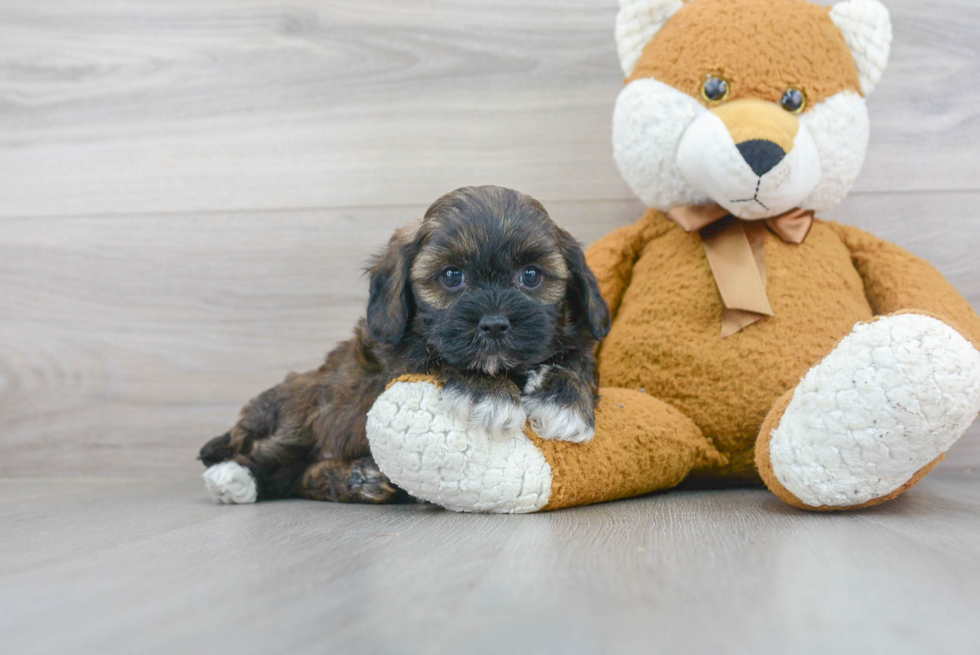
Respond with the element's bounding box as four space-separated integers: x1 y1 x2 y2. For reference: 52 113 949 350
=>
677 98 821 220
712 99 800 177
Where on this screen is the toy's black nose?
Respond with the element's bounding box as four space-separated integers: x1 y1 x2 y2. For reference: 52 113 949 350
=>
737 139 786 177
478 315 510 340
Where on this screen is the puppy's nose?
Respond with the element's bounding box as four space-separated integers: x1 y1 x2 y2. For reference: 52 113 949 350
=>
736 139 786 177
478 315 510 340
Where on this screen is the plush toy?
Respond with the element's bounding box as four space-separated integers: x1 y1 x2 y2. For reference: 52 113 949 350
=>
365 0 980 513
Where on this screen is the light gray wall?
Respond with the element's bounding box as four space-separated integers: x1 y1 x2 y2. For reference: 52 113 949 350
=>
1 0 978 476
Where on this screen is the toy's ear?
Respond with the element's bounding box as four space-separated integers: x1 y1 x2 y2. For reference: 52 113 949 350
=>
616 0 685 78
830 0 893 95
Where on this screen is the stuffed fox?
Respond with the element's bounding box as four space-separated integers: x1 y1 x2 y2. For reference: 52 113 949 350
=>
366 0 980 513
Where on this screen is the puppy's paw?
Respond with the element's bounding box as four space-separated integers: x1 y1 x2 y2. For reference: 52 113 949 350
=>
523 397 595 444
347 458 401 504
442 386 527 436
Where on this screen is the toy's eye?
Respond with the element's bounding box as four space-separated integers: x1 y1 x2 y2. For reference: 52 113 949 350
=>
519 266 543 289
439 267 465 289
780 88 806 114
701 76 730 104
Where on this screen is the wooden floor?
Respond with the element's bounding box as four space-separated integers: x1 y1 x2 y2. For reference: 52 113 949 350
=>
3 0 980 652
3 471 980 655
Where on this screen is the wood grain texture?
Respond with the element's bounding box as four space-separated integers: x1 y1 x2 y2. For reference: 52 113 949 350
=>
1 0 980 217
0 0 979 476
3 473 980 654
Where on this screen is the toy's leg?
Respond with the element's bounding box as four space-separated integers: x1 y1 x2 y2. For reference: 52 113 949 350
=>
367 376 723 513
530 387 725 510
756 313 980 511
296 457 401 504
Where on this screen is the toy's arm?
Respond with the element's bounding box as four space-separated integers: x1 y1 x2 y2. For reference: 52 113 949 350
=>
585 210 668 318
832 222 980 347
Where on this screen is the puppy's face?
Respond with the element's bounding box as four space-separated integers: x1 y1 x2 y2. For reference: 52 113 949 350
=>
410 195 571 375
366 186 609 375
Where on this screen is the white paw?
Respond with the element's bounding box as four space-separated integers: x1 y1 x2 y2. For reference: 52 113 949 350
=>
366 380 552 513
523 397 596 443
441 387 527 436
203 461 258 504
770 314 980 508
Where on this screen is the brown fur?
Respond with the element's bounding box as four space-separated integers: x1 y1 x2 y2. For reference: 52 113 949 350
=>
570 209 980 499
594 210 875 482
200 321 410 502
534 387 725 511
629 0 862 108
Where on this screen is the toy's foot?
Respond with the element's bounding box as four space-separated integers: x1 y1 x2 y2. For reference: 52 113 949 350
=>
203 461 258 504
366 377 552 514
758 314 980 510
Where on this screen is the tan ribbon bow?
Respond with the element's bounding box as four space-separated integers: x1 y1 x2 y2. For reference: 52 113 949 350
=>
666 204 814 338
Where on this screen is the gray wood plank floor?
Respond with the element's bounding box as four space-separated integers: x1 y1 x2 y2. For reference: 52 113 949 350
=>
3 471 980 655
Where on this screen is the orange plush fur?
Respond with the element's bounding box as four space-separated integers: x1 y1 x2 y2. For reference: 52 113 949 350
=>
629 0 862 106
574 0 980 509
553 0 980 509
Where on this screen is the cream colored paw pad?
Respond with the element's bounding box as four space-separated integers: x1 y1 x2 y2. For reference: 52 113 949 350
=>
366 380 552 514
770 314 980 508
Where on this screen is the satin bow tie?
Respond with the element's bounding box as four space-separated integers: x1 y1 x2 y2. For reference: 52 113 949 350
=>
666 204 815 338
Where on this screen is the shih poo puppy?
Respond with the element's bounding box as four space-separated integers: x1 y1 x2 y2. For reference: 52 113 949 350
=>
199 186 610 504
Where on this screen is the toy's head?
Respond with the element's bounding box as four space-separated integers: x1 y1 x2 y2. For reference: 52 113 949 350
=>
613 0 891 219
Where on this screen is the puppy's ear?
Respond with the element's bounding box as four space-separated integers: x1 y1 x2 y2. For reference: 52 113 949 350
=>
556 228 611 340
366 221 421 343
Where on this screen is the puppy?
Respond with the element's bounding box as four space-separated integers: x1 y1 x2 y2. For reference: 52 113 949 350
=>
199 186 611 503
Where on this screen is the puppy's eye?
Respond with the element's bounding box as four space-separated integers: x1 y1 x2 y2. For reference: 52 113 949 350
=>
439 267 465 289
701 76 729 104
780 88 806 114
519 266 543 289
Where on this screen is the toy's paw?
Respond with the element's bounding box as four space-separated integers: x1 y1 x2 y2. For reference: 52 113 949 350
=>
441 382 527 437
523 396 596 443
366 378 552 513
767 314 980 509
203 461 258 504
